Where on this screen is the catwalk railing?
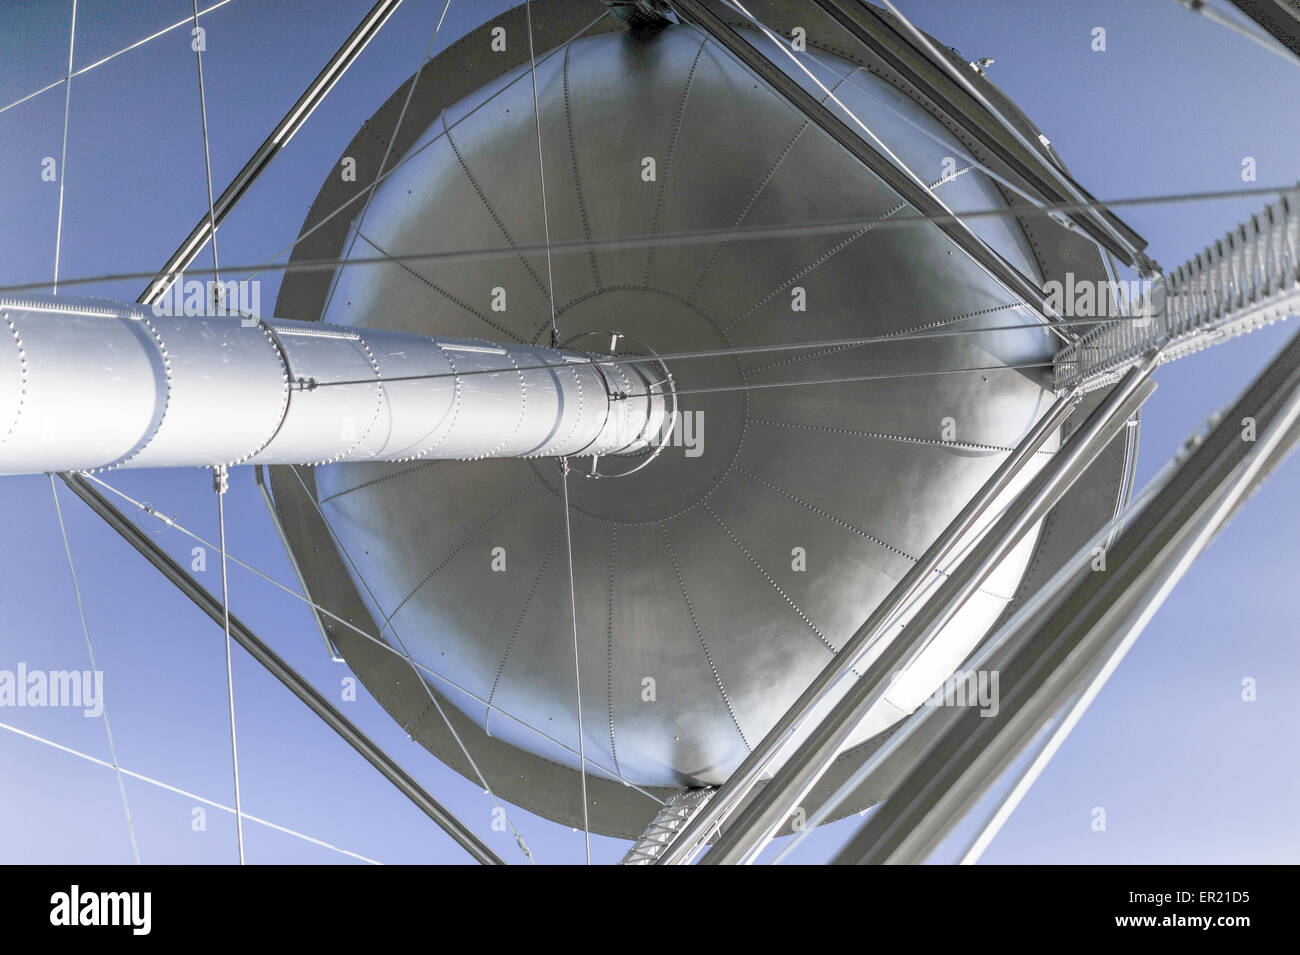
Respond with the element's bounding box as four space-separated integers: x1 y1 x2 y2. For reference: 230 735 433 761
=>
1056 186 1300 394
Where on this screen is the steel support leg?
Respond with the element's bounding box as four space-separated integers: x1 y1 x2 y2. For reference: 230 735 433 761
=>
834 328 1300 864
669 0 1066 329
657 390 1080 863
59 472 506 866
699 361 1157 864
139 0 405 304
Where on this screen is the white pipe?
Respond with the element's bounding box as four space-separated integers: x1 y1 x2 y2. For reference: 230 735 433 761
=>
0 295 667 474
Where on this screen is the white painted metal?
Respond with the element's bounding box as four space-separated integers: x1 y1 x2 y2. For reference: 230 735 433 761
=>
0 295 667 474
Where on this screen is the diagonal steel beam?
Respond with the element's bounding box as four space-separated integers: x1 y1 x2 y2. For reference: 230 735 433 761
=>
959 400 1300 865
809 0 1149 267
58 472 506 866
834 326 1300 864
698 361 1156 864
1227 0 1300 60
670 0 1069 336
655 392 1081 864
139 0 405 305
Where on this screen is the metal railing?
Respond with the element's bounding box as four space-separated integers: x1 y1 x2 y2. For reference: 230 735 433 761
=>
1055 187 1300 393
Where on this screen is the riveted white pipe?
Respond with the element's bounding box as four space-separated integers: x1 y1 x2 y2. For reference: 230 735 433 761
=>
0 295 667 475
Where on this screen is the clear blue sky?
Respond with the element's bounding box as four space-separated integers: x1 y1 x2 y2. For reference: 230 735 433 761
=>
0 0 1296 864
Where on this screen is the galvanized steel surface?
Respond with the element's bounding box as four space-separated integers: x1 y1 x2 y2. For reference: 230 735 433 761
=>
308 21 1057 789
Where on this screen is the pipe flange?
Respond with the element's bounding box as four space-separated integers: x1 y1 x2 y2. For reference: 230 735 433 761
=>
559 329 677 479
